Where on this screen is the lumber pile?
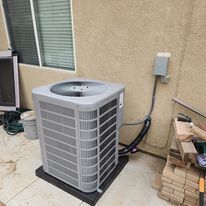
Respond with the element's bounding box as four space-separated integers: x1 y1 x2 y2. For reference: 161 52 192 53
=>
174 119 193 142
159 159 204 206
170 119 198 167
158 118 206 205
168 136 191 169
176 140 197 164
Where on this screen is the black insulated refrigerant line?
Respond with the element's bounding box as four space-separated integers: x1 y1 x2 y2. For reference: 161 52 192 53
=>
118 76 158 156
118 117 151 155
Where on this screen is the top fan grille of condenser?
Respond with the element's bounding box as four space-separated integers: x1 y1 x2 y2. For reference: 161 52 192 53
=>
50 81 108 97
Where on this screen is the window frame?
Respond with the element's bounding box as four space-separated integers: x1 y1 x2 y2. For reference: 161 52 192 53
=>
1 0 76 72
0 54 19 111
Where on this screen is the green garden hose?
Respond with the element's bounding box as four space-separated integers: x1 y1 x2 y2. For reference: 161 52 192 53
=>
0 109 28 135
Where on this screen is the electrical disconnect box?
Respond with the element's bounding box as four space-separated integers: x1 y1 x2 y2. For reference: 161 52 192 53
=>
153 52 171 83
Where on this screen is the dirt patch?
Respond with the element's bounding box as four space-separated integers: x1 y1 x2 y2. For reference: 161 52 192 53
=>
0 160 16 175
0 160 16 191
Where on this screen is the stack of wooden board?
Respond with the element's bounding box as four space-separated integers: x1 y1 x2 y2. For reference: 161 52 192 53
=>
168 136 191 169
158 119 205 205
170 119 198 168
176 140 197 164
169 136 198 169
159 160 204 206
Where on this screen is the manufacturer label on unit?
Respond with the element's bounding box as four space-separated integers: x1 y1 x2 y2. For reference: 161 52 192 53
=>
157 52 171 57
119 93 124 108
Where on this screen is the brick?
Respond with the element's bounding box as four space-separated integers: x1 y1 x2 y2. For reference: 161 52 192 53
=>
185 194 198 204
162 175 172 184
183 199 198 206
158 191 170 201
186 166 200 183
161 190 183 204
184 185 196 193
161 190 174 199
174 190 185 199
185 190 199 198
170 199 181 206
172 175 185 184
163 161 175 176
184 200 197 206
173 180 184 188
162 181 184 193
174 166 187 178
172 176 185 184
172 195 184 204
163 163 185 184
162 186 174 194
185 179 199 189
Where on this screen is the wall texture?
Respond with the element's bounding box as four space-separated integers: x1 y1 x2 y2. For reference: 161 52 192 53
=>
18 65 76 108
176 0 206 111
0 6 8 50
72 0 194 156
0 0 205 157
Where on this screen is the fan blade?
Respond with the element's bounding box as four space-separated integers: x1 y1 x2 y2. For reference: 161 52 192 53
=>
50 81 107 97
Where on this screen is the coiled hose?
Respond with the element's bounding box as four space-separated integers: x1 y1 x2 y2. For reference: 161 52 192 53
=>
0 110 27 135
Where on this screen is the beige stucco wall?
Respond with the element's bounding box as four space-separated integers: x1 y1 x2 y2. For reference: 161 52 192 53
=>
72 0 193 156
176 0 206 111
169 0 206 147
0 0 205 157
0 6 8 50
18 65 76 108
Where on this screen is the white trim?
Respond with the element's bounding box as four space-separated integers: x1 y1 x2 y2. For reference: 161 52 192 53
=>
0 0 11 48
19 63 77 74
0 50 11 57
13 56 20 108
30 0 42 67
0 106 16 111
70 0 77 72
0 55 19 111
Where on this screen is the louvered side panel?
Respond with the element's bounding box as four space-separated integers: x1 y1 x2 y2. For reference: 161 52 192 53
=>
99 99 118 185
39 101 79 188
79 110 98 192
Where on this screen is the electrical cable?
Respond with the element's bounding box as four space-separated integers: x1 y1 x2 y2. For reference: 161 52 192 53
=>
123 76 158 126
0 109 27 135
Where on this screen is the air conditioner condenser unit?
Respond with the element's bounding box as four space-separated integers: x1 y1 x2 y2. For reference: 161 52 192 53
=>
32 78 125 193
